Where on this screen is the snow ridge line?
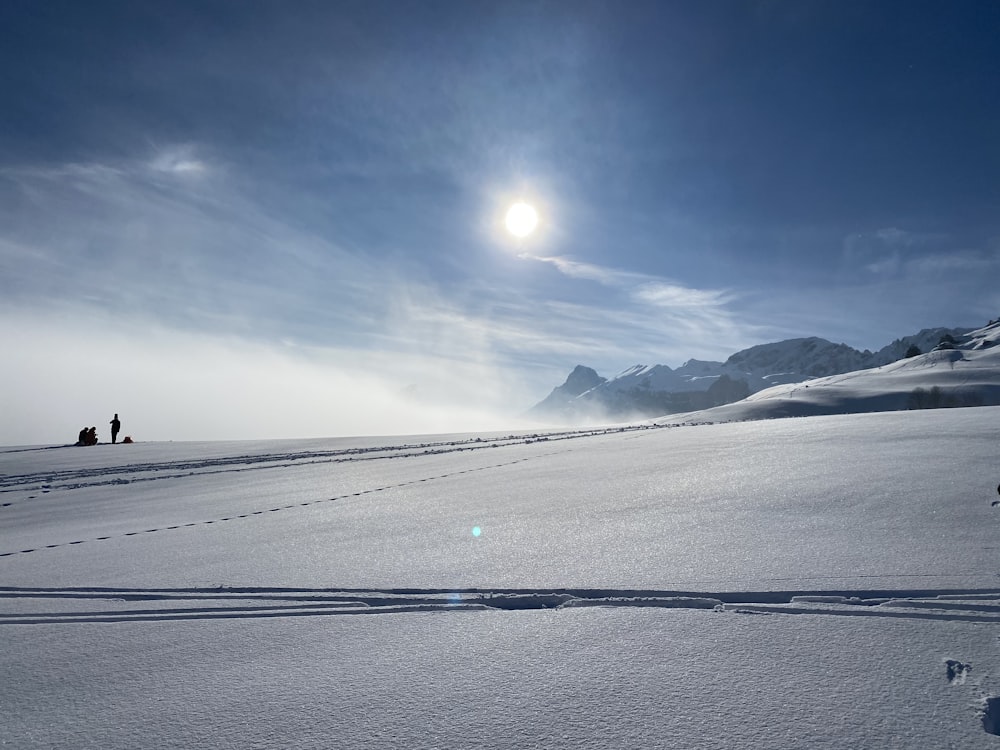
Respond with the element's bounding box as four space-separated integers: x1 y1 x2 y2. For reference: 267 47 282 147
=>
1 586 999 625
0 424 659 494
0 454 551 558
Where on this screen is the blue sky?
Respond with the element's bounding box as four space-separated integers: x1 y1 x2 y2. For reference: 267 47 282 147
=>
2 0 999 443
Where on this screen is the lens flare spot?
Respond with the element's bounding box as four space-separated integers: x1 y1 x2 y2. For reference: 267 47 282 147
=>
471 526 482 537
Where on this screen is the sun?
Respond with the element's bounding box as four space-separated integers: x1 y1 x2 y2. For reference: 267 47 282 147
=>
504 201 538 238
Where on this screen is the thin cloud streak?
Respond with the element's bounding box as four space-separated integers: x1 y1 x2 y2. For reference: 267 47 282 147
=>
0 154 382 343
841 226 1000 281
528 254 634 285
528 253 731 309
633 282 731 309
149 145 208 175
520 252 751 360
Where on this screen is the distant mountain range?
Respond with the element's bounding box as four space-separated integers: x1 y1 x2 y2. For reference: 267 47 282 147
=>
530 323 1000 422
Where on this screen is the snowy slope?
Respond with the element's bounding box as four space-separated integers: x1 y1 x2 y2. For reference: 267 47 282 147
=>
724 326 975 378
3 410 1000 747
661 320 1000 424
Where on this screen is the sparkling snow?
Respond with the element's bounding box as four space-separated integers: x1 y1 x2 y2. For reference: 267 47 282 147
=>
2 409 1000 748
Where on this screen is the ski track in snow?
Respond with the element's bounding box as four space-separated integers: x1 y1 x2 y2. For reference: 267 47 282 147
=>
0 454 551 557
0 426 649 494
1 585 1000 626
0 425 674 556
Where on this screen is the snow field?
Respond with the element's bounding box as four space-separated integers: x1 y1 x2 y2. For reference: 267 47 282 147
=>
2 409 1000 747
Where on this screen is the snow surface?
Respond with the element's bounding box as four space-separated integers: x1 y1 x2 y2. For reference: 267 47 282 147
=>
3 410 1000 748
658 331 1000 425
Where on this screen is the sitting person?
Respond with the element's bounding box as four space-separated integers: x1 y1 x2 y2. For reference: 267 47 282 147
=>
85 427 98 446
76 427 89 446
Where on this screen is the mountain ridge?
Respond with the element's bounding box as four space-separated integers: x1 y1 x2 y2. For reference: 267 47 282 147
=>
530 324 986 422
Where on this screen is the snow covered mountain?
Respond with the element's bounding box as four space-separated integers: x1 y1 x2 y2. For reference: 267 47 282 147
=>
529 365 606 416
530 323 992 422
659 319 1000 424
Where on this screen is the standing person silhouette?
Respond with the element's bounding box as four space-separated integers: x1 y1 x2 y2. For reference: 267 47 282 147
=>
110 413 121 444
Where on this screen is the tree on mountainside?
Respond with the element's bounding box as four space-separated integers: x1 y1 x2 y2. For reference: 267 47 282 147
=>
908 386 943 409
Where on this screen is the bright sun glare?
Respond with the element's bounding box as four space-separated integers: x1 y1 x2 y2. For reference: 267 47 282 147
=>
504 201 539 238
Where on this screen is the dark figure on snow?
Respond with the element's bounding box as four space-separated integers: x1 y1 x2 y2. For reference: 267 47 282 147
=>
77 427 89 446
86 427 98 446
110 414 121 444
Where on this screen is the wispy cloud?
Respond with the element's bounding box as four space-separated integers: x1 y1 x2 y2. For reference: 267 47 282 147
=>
529 255 634 285
842 227 966 276
632 282 731 309
907 249 1000 274
529 253 730 306
149 144 207 175
841 227 1000 284
874 227 948 248
0 151 379 343
520 252 749 353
